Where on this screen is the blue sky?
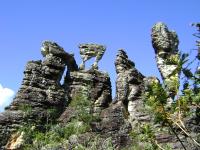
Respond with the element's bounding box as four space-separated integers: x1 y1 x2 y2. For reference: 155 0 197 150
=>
0 0 199 112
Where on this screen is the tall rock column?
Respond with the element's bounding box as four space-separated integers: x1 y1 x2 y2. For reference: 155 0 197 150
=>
151 22 181 104
115 49 146 127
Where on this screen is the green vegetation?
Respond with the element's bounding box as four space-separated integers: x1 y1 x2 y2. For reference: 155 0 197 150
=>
20 122 90 150
19 104 33 118
15 24 199 150
17 87 113 150
127 119 174 150
140 24 200 149
127 23 200 150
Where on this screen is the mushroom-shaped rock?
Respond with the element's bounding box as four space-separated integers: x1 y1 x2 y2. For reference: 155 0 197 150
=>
79 43 106 70
151 22 181 104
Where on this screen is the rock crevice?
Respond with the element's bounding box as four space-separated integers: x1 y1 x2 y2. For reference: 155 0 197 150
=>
0 28 199 149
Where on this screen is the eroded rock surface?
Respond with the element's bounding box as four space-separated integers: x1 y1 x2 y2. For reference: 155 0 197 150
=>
60 69 131 149
0 27 199 149
64 69 112 115
0 41 77 148
79 44 106 70
151 22 181 104
99 101 132 149
115 49 146 127
5 131 25 150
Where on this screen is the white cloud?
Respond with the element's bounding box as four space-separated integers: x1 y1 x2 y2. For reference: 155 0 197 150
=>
0 84 15 112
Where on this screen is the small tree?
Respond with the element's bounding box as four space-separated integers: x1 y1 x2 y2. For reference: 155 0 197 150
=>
143 22 200 150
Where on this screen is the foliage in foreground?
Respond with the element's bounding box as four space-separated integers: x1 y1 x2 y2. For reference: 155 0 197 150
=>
140 24 200 150
18 87 113 150
15 24 200 150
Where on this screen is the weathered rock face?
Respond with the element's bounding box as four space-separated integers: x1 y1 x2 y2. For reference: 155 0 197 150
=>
151 22 181 104
0 111 24 148
9 41 70 117
0 26 199 149
151 22 179 56
59 69 132 149
5 131 25 150
0 41 131 149
115 49 146 127
98 101 132 149
79 43 106 70
64 69 112 115
0 41 77 148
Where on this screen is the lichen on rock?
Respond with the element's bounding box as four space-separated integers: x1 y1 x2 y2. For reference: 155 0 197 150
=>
151 22 181 104
0 41 77 149
79 43 106 70
114 49 146 127
0 24 199 149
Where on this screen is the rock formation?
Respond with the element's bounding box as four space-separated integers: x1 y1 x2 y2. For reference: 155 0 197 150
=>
0 22 199 149
59 53 132 149
151 22 181 104
0 41 77 148
79 43 106 70
115 49 146 127
0 41 133 149
64 69 112 115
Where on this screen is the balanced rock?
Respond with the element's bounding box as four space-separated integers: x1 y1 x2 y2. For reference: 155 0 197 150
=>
79 43 106 70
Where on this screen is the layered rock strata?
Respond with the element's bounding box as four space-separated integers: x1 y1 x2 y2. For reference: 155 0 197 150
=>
60 69 131 149
115 49 146 127
64 69 112 115
0 23 199 149
98 101 132 149
0 41 77 148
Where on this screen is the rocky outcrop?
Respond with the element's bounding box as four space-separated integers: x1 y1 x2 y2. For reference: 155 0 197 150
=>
151 22 181 104
0 41 133 149
5 132 25 150
9 41 71 116
98 101 132 149
64 69 112 115
0 23 199 149
0 41 78 148
60 67 132 149
115 49 146 127
58 68 132 149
